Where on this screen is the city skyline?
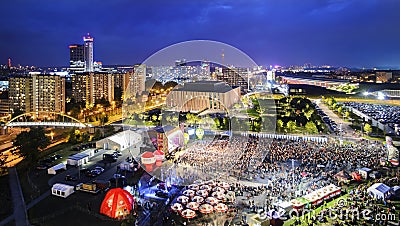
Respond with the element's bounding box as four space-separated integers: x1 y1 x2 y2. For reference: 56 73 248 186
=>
1 0 400 68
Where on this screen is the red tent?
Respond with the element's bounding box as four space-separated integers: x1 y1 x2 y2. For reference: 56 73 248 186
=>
351 172 362 181
100 188 134 219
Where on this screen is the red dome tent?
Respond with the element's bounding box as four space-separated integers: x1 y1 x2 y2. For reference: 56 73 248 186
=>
100 188 134 219
141 151 156 172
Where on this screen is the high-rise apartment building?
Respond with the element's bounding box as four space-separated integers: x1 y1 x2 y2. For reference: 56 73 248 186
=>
92 72 114 104
32 74 65 113
9 74 65 116
9 75 32 113
83 34 94 72
125 64 146 98
218 67 249 94
72 72 114 108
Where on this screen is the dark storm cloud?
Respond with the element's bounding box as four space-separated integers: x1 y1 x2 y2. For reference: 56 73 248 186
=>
0 0 399 67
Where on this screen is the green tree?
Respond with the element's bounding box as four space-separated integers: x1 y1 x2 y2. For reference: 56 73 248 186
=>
81 132 90 143
93 129 102 140
304 109 314 120
305 121 319 134
68 128 79 144
364 123 372 134
337 106 343 114
277 119 284 133
287 121 297 133
13 127 50 162
186 113 199 125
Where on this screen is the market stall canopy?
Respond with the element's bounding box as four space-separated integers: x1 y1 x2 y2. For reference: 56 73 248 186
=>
367 183 391 200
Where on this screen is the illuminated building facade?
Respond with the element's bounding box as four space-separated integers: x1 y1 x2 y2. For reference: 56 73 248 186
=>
125 64 146 98
218 67 249 94
72 72 114 107
166 81 241 113
9 74 65 115
83 33 94 72
69 44 84 71
9 75 32 113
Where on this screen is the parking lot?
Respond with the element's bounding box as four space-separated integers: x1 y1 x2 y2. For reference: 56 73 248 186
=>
343 102 400 135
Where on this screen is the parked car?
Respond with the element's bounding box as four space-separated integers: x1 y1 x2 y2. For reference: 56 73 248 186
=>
50 156 57 161
103 154 117 162
86 170 98 177
65 175 77 181
36 164 48 170
55 154 62 159
113 173 125 179
94 166 105 173
113 151 122 157
91 169 102 175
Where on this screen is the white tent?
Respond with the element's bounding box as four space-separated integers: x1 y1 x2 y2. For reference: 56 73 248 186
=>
367 183 391 200
52 183 74 198
96 130 141 151
47 163 67 175
67 153 89 166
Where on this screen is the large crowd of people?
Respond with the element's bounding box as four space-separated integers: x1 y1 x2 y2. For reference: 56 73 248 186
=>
173 134 387 203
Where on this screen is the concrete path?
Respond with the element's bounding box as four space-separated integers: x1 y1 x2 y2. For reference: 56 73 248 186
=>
3 167 29 226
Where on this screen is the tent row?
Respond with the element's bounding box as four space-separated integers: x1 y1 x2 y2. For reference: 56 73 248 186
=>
241 132 328 143
288 184 341 212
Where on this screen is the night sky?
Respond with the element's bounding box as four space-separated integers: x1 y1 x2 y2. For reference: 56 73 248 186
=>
1 0 400 68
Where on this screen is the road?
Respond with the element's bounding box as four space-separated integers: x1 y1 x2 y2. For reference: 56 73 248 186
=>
313 99 354 136
6 167 29 226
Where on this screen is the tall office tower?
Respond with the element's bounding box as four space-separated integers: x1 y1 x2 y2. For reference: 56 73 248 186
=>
83 33 94 72
9 75 32 113
69 44 85 71
9 74 65 116
72 72 114 108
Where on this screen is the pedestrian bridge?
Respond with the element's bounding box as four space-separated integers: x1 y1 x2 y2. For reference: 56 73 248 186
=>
6 121 91 128
5 111 92 128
